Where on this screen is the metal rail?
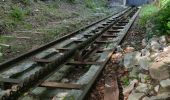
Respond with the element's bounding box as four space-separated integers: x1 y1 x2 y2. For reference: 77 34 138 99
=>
0 7 139 100
0 8 128 71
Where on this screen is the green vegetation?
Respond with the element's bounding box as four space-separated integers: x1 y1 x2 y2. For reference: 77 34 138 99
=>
12 0 32 5
151 0 170 35
121 76 130 86
84 0 107 10
140 0 170 36
139 4 158 26
160 0 170 7
10 6 26 21
67 0 76 3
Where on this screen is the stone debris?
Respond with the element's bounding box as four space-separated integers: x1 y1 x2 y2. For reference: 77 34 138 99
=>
142 96 150 100
149 60 170 80
154 85 159 93
160 79 170 88
121 35 170 100
123 51 138 69
124 46 135 53
149 92 170 100
116 45 123 52
141 48 150 57
135 83 149 93
142 38 147 47
127 92 145 100
159 35 167 46
137 56 150 70
123 79 138 98
150 37 162 52
138 73 148 83
129 66 140 78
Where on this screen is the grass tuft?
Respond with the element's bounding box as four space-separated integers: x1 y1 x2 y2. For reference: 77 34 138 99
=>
10 6 26 21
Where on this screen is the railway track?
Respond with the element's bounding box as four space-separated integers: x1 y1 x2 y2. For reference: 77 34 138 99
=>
0 7 139 100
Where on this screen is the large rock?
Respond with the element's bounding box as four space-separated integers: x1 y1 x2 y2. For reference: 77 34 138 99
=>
129 66 140 78
150 37 162 52
149 92 170 100
138 73 148 83
142 93 170 100
149 62 170 80
142 96 150 100
135 83 149 93
137 56 150 70
128 92 145 100
149 50 170 80
123 51 140 69
160 79 170 88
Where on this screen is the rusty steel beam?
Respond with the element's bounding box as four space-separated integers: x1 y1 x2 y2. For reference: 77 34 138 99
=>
40 81 85 90
33 57 52 63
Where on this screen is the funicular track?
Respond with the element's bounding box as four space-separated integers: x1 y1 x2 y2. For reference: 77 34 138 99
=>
0 7 139 100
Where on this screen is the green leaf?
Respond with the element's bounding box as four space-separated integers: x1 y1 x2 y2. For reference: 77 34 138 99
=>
167 21 170 29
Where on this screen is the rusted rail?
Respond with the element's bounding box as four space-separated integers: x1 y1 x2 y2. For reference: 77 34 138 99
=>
0 7 139 100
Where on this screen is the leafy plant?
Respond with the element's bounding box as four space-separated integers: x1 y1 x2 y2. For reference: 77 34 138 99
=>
10 6 25 21
84 0 96 9
150 0 170 35
139 4 159 26
121 76 130 86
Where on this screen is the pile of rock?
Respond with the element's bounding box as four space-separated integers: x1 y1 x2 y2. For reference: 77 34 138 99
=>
117 35 170 100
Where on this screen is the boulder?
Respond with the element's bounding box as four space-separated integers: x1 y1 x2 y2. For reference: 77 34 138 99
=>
149 92 170 100
150 63 170 81
149 62 170 81
150 37 162 52
123 79 138 98
135 83 149 93
142 96 150 100
123 51 139 69
160 79 170 88
138 73 148 83
129 66 140 78
128 92 145 100
138 56 150 70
